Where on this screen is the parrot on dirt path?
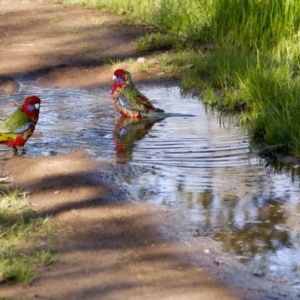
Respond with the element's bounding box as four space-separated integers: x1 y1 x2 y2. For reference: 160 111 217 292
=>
111 69 164 118
0 95 41 152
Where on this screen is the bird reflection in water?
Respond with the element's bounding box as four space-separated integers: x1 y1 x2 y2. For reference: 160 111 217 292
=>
113 116 164 164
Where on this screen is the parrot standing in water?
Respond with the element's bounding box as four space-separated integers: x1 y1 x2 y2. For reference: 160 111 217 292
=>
111 69 164 118
0 95 41 152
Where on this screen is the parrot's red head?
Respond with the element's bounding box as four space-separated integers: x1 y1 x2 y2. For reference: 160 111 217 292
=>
114 69 126 77
21 95 41 120
111 69 135 95
113 69 127 84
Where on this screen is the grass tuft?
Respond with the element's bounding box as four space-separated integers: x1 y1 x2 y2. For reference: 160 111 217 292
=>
0 189 56 284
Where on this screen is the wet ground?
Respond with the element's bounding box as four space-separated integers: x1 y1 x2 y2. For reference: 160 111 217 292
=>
2 79 300 294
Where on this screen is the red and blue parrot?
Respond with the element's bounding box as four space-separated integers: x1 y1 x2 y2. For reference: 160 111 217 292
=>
0 95 41 152
111 69 164 118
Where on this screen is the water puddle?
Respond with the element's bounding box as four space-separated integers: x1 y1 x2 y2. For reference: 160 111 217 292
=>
2 79 300 287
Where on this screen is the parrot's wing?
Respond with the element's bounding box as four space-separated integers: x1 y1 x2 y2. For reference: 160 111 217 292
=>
13 122 32 134
122 88 153 107
137 93 156 109
0 110 32 134
0 121 32 134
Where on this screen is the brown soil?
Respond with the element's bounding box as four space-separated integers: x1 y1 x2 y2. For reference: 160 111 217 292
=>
0 1 296 299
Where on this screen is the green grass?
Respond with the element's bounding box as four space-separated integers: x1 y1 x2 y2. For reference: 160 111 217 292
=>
211 0 300 52
61 0 300 157
91 17 107 25
0 189 56 284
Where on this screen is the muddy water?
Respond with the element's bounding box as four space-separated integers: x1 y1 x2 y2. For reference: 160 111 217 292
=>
2 79 300 289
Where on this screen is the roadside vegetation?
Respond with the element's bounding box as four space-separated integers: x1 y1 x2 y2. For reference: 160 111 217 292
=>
63 0 300 157
0 189 56 286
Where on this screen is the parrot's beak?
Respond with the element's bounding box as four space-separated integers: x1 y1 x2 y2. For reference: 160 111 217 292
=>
113 75 116 80
35 103 40 110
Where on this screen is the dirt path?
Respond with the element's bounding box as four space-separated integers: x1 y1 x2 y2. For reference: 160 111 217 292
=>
0 151 243 300
0 1 296 299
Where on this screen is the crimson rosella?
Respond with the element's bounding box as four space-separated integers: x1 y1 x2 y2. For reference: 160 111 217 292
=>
111 69 164 118
0 95 41 152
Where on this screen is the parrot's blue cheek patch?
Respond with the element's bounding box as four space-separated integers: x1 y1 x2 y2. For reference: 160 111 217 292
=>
115 77 124 84
27 104 36 112
117 97 127 108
